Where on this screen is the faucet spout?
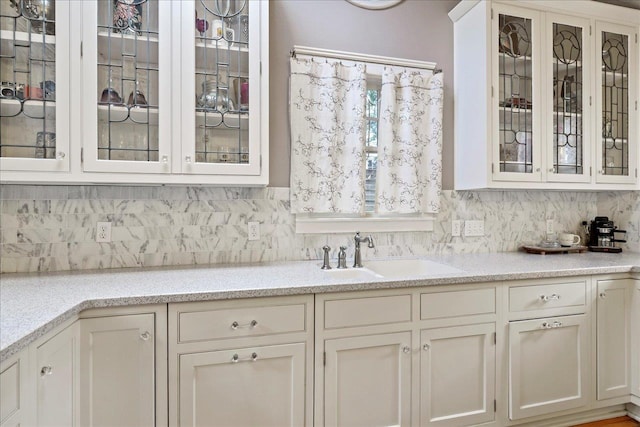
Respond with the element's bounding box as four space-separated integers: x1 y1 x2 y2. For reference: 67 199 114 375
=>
353 231 375 268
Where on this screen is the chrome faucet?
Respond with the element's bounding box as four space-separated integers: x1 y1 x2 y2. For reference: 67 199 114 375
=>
353 232 374 268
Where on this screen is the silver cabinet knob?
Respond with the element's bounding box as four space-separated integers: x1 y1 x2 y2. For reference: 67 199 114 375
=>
536 168 541 172
541 320 562 329
161 155 169 164
402 346 411 354
140 331 151 341
423 343 430 351
549 167 555 173
56 151 66 160
599 292 607 299
40 366 52 376
185 156 192 163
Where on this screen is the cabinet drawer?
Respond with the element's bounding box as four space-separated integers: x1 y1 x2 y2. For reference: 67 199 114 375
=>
324 294 411 329
421 288 495 320
178 303 307 343
509 281 587 315
0 360 19 424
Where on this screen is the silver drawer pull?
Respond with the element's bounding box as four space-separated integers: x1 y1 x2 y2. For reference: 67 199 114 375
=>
541 321 563 329
231 320 258 330
540 294 560 302
40 366 52 376
231 352 258 363
140 331 151 341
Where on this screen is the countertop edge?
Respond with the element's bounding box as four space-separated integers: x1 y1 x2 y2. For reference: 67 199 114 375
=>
2 262 638 363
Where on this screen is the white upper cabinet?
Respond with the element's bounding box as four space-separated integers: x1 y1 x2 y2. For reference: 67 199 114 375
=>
1 0 269 185
450 0 639 190
0 0 71 173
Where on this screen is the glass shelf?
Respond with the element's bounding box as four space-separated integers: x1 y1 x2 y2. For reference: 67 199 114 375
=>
97 30 159 64
0 99 56 120
195 110 249 128
97 104 159 125
0 29 56 45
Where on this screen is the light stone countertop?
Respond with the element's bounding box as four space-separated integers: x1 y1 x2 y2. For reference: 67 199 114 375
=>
1 251 639 362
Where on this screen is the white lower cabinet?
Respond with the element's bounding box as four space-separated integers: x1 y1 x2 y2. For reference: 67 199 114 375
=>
169 295 314 427
420 323 496 427
79 313 157 426
0 349 28 427
324 332 412 427
596 279 631 400
508 314 589 420
633 279 640 399
178 343 307 427
34 323 79 427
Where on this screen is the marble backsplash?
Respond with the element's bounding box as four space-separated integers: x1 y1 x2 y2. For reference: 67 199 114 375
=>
0 184 636 274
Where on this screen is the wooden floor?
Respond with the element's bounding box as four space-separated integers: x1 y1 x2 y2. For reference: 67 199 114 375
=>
573 416 640 427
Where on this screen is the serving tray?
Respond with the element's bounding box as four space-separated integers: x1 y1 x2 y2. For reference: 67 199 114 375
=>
521 245 589 255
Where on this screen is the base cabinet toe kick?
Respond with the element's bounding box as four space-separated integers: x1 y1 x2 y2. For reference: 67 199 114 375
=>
1 273 638 427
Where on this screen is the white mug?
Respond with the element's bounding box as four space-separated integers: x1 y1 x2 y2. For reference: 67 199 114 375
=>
559 233 580 247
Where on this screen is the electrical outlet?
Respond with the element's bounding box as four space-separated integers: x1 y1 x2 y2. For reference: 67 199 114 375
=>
452 220 462 237
546 219 555 235
248 221 260 241
96 222 111 242
464 220 485 237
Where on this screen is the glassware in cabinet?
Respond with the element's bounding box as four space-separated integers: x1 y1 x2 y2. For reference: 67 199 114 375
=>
180 0 261 176
82 0 171 173
495 10 539 178
596 22 637 184
0 0 70 172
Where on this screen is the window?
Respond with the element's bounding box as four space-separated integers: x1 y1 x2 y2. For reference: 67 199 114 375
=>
289 48 442 234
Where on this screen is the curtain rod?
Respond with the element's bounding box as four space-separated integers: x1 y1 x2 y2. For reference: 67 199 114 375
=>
291 45 442 74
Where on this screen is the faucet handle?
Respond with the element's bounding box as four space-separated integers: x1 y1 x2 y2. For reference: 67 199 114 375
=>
366 235 375 248
321 245 331 270
337 246 347 269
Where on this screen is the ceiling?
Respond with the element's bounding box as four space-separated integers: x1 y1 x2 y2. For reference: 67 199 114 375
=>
592 0 640 9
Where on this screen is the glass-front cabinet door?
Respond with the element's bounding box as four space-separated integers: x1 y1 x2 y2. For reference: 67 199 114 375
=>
179 0 262 176
0 0 69 172
596 21 638 184
82 0 171 174
546 14 591 183
492 5 542 182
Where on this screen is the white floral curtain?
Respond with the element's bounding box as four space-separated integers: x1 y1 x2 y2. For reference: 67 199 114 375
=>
289 58 367 214
376 70 443 214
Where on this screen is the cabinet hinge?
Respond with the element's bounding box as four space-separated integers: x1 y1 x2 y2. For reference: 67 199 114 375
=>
635 100 638 111
636 33 638 43
323 352 326 366
589 26 592 36
81 147 84 163
493 332 496 345
590 166 592 177
494 400 497 412
260 61 262 75
491 8 493 19
80 41 83 57
491 86 494 98
491 163 495 174
635 168 638 178
589 96 592 106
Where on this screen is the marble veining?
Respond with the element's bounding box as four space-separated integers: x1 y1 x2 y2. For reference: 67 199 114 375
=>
3 185 634 274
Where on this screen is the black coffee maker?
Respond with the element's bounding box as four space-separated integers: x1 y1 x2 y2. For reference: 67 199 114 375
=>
588 216 626 253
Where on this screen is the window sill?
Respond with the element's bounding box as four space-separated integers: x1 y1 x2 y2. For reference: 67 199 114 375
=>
295 215 435 234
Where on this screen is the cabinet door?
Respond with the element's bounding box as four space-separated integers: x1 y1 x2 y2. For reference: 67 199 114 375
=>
0 0 70 172
420 323 495 427
178 0 265 177
509 314 589 420
545 13 591 183
79 314 155 427
178 343 306 427
596 279 631 400
324 332 412 427
35 324 78 427
595 21 638 184
633 279 640 398
0 350 27 427
81 0 172 173
492 4 542 182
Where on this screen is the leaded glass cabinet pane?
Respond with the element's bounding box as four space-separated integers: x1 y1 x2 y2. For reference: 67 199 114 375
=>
601 30 629 177
0 0 69 171
552 23 583 176
193 0 249 166
497 13 534 174
97 0 159 162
